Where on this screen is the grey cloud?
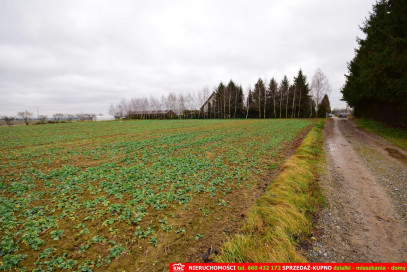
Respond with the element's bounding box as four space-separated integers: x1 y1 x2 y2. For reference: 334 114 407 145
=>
0 0 373 116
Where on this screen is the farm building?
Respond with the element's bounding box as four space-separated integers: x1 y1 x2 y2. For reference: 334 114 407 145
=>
200 92 216 113
93 115 115 121
200 91 218 118
129 110 176 119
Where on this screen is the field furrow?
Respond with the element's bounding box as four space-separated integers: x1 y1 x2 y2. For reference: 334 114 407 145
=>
0 119 314 271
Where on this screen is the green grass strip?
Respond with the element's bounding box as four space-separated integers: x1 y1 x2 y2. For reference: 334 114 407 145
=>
354 119 407 150
216 121 325 263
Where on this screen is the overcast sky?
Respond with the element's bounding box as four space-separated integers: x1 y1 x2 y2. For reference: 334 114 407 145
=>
0 0 374 116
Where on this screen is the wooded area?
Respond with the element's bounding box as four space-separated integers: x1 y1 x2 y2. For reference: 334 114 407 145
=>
341 0 407 126
1 69 332 125
109 69 331 119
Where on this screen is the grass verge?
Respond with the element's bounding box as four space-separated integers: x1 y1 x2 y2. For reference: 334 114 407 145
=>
216 121 326 263
354 118 407 150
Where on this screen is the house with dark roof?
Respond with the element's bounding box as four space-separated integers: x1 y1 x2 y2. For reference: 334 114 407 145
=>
200 92 216 113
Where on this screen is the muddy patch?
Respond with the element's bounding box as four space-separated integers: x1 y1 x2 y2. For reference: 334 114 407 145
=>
385 148 407 166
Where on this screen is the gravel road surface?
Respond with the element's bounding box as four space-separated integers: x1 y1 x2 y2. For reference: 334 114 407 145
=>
305 117 407 262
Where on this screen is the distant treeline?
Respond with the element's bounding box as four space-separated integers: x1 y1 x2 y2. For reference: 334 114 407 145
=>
2 69 333 125
110 69 331 119
1 112 96 126
341 0 407 126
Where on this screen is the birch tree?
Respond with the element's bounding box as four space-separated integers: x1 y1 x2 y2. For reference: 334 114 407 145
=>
263 77 267 119
246 89 252 119
291 85 296 118
285 83 290 118
268 78 278 118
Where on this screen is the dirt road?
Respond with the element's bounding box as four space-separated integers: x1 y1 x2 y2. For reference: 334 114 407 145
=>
305 117 407 262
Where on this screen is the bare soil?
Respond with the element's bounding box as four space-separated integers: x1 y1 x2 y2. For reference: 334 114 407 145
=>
108 124 314 271
304 117 407 262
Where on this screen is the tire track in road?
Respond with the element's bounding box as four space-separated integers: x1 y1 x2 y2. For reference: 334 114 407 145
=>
306 118 407 262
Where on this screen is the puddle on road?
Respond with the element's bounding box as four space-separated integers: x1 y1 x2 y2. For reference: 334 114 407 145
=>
328 143 337 151
385 148 407 165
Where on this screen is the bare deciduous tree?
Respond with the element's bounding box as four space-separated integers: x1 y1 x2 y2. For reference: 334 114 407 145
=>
177 93 186 117
246 88 251 119
53 113 64 123
279 83 283 118
285 85 290 118
129 98 140 118
18 110 33 125
149 96 161 119
109 104 122 117
76 113 83 121
167 93 177 118
291 86 296 118
161 95 167 111
84 113 96 121
116 98 130 117
297 85 302 118
311 68 331 115
39 115 47 124
66 114 75 122
140 98 149 119
264 78 267 119
3 116 15 126
149 96 160 111
197 87 209 118
183 92 195 119
234 86 239 118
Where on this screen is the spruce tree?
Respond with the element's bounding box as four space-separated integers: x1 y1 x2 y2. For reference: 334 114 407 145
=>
293 69 311 118
268 78 278 118
341 0 407 125
318 94 331 117
279 76 289 118
253 78 266 118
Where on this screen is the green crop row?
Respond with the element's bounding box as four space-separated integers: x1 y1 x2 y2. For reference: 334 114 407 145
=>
0 119 313 271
